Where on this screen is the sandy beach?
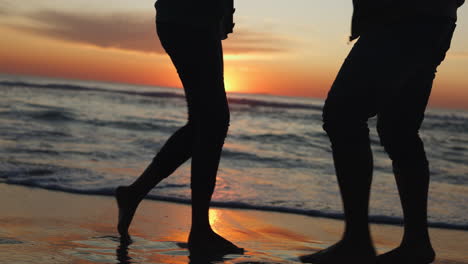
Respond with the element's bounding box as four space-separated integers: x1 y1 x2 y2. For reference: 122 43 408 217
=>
0 183 466 263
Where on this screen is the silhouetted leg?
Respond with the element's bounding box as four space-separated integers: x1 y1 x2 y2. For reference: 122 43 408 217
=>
116 124 194 237
157 23 242 254
376 19 455 264
300 99 376 264
183 34 241 255
300 109 376 263
376 66 435 264
376 74 434 264
188 102 241 254
301 35 378 263
114 22 208 238
130 124 194 198
302 18 456 263
377 118 435 264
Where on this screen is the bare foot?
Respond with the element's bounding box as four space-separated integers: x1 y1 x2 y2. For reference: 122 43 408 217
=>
188 229 244 256
115 186 139 239
377 244 435 264
300 239 376 264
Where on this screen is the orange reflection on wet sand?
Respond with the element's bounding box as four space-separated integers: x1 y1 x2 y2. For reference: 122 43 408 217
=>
3 184 468 264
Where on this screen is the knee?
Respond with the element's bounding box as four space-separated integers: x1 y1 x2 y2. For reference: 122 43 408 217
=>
377 122 412 153
322 97 342 136
212 97 230 135
195 108 230 142
322 98 369 145
377 122 427 167
213 110 230 138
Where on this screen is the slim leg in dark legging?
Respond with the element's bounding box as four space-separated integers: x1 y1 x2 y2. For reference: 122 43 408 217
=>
118 21 242 254
128 22 229 231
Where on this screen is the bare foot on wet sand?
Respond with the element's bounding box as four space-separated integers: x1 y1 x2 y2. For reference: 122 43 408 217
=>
188 229 244 256
377 244 435 264
115 186 140 240
300 239 376 264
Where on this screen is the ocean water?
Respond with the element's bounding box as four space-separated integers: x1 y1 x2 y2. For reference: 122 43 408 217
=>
1 74 467 230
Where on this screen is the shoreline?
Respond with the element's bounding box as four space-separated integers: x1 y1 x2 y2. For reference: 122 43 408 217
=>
3 182 467 231
1 183 468 263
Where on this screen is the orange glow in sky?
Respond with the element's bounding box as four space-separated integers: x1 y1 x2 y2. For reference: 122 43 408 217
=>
224 70 240 93
1 1 468 109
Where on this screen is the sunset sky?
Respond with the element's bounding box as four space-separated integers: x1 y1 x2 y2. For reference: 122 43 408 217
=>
1 0 467 109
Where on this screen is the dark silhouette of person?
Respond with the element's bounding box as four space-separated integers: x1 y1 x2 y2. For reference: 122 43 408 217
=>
301 0 464 263
115 0 243 256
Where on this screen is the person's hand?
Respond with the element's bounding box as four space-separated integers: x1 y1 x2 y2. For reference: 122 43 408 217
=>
220 8 235 40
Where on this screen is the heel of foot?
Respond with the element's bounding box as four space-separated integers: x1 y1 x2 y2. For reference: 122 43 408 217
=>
377 246 435 264
188 231 243 256
299 240 376 264
115 185 137 238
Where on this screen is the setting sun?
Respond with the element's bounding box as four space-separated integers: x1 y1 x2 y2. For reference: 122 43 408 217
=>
1 2 467 264
224 69 242 93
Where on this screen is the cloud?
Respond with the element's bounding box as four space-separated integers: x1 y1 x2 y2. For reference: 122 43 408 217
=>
7 10 294 56
0 0 14 15
9 10 165 54
0 0 31 16
225 28 293 54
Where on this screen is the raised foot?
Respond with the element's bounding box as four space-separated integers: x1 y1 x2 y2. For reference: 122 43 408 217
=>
115 186 139 239
300 240 376 264
377 245 435 264
188 229 244 257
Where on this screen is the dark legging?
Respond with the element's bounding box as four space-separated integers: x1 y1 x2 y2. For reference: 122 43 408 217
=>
129 22 229 228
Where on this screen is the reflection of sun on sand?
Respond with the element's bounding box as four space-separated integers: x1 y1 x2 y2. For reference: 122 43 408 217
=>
1 183 468 264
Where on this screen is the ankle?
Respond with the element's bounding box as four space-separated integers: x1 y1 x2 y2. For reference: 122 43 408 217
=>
190 224 213 235
339 237 376 256
401 233 432 249
343 231 373 246
117 186 143 205
191 215 211 232
400 241 434 254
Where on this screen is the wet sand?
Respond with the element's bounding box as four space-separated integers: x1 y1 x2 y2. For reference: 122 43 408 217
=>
1 183 467 263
